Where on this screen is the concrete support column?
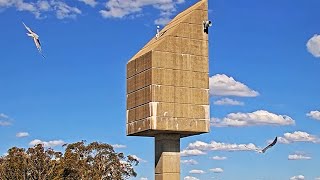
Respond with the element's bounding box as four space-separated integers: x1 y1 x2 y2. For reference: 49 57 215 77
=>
155 134 180 180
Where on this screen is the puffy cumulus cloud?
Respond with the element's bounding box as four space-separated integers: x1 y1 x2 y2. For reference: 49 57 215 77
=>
99 0 185 25
288 154 311 160
78 0 98 7
0 0 81 19
29 139 65 147
16 132 30 138
189 169 205 174
0 113 12 126
184 176 199 180
50 1 82 19
306 110 320 121
307 34 320 58
130 154 147 163
180 149 206 157
290 175 305 180
211 156 227 160
0 113 9 119
112 144 126 149
38 1 50 11
211 110 295 127
278 131 320 144
185 140 258 152
181 159 198 165
213 98 244 106
209 74 259 97
0 120 11 126
209 168 223 173
154 17 171 26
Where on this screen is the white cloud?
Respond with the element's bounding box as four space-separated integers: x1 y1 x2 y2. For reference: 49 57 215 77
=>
29 139 65 147
211 156 227 160
37 1 50 11
154 17 171 26
211 110 295 127
180 149 206 157
278 131 320 144
0 113 9 119
290 175 305 180
130 154 147 163
1 0 185 23
213 98 244 106
0 120 11 126
186 140 258 152
209 74 259 97
189 169 205 174
0 113 11 126
184 176 199 180
288 154 311 160
140 177 148 180
50 1 82 19
100 0 185 25
306 110 320 121
112 144 127 149
78 0 97 7
209 168 224 173
181 159 198 165
307 34 320 58
16 132 30 138
315 177 320 180
0 0 81 19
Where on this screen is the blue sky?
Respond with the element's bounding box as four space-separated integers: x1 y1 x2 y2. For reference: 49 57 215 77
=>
1 0 320 180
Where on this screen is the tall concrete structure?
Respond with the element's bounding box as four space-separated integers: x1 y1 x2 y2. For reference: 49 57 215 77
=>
126 0 210 179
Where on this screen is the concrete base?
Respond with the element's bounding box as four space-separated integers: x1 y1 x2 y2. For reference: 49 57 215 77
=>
155 134 180 180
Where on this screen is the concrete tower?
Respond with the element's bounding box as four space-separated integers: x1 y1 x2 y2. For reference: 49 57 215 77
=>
126 0 210 179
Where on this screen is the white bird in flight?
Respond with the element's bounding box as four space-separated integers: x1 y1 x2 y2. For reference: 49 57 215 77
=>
22 22 45 58
245 137 278 153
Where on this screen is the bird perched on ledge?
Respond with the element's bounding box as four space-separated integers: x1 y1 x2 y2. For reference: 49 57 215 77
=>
22 22 45 58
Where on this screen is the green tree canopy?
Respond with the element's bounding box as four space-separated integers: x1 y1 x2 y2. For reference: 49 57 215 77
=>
0 141 138 180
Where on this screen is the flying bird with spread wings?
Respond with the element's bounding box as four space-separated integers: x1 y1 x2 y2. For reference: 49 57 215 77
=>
22 22 45 58
246 137 278 153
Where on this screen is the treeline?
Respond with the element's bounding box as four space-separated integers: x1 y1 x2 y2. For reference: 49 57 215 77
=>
0 141 138 180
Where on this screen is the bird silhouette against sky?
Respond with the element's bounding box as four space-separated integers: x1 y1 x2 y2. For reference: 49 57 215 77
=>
22 22 45 58
246 137 278 153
